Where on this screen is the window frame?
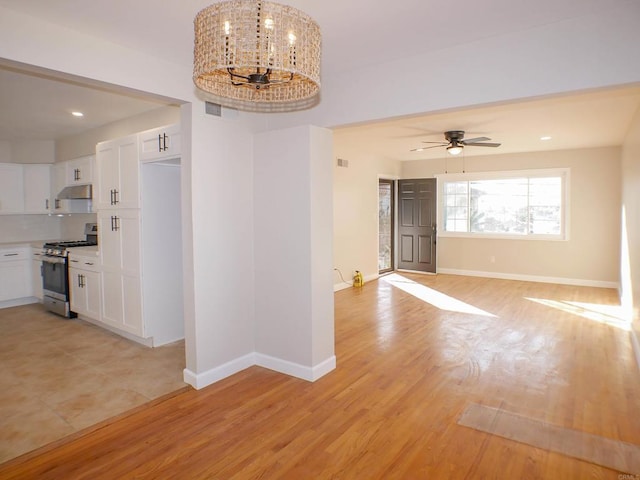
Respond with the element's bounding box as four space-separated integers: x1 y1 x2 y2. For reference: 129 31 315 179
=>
435 168 570 241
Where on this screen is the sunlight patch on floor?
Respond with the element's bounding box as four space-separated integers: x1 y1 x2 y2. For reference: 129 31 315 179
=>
382 274 496 317
525 297 631 331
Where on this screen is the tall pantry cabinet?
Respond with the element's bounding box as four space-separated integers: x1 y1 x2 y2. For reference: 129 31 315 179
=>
96 134 143 337
95 125 183 346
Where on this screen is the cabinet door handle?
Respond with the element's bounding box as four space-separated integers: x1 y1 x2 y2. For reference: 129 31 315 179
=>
110 189 115 205
55 199 60 209
46 199 49 209
85 262 94 266
114 189 119 205
158 134 162 152
163 133 169 151
3 253 18 257
77 274 82 288
111 216 120 232
70 259 79 263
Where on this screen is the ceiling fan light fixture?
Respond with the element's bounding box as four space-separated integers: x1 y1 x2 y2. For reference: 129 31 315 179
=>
193 0 321 113
447 145 463 155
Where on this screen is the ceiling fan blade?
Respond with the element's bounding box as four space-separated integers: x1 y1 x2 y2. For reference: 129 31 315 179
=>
465 142 501 148
421 141 449 144
410 145 446 152
461 137 490 144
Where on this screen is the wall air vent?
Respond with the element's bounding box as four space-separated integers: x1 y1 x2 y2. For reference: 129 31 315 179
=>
205 101 222 116
337 158 349 168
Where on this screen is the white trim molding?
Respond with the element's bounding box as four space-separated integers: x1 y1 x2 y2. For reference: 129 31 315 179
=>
438 268 618 289
183 352 337 389
255 353 336 381
183 353 255 389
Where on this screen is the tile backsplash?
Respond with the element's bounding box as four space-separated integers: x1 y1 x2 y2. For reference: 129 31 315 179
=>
0 215 61 243
0 213 97 244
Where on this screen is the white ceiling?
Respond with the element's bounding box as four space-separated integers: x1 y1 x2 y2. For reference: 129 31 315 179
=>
335 86 640 161
0 66 171 141
0 0 638 156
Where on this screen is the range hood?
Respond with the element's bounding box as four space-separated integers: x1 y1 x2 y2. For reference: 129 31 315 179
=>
57 184 92 200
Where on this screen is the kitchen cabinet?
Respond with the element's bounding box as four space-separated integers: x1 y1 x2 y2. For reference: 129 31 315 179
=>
0 164 25 214
23 164 52 214
0 247 32 302
92 127 183 346
69 253 101 321
98 209 143 336
51 160 93 214
65 155 93 185
31 248 44 300
96 135 140 210
139 124 180 163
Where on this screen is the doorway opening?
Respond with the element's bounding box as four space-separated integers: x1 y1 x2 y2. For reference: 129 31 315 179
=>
378 179 395 274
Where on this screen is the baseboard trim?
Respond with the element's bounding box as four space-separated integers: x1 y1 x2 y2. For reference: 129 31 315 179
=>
183 352 256 389
80 316 154 347
0 296 38 309
437 268 618 289
255 353 336 381
184 352 337 389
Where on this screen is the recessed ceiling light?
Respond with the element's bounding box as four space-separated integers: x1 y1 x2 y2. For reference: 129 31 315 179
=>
71 111 84 117
540 136 552 141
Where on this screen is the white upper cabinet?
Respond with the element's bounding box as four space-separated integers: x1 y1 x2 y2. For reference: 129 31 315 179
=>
0 164 25 214
139 124 180 163
96 134 140 209
23 164 51 213
65 154 94 185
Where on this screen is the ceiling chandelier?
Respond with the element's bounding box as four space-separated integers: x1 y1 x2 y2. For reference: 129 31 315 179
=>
193 0 321 113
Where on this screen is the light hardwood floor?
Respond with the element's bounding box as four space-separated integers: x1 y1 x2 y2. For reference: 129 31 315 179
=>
1 273 638 479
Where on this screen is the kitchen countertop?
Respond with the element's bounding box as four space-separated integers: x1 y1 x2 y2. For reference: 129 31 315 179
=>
0 242 99 256
67 246 99 256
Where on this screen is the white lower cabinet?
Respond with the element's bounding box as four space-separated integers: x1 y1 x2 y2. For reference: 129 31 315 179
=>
0 247 32 302
69 253 101 321
101 270 143 336
69 268 101 320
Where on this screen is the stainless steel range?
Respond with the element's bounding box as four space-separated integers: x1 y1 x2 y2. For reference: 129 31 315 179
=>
42 223 98 318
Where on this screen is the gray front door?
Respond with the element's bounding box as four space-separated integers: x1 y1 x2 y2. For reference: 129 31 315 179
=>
397 178 437 273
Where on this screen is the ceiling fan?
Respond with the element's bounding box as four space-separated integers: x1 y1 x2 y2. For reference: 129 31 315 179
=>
411 130 501 155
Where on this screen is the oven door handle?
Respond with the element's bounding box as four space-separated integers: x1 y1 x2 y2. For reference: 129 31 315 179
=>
42 256 66 265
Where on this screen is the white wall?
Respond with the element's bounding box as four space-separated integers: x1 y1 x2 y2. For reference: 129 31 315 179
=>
621 106 640 358
0 140 54 164
332 133 401 287
56 106 180 162
402 147 621 286
11 140 55 164
254 125 335 379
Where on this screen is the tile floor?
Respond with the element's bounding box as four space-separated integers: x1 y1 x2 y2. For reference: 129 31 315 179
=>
0 303 188 463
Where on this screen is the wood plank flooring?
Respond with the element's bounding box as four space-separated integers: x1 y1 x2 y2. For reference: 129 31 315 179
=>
1 273 638 479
